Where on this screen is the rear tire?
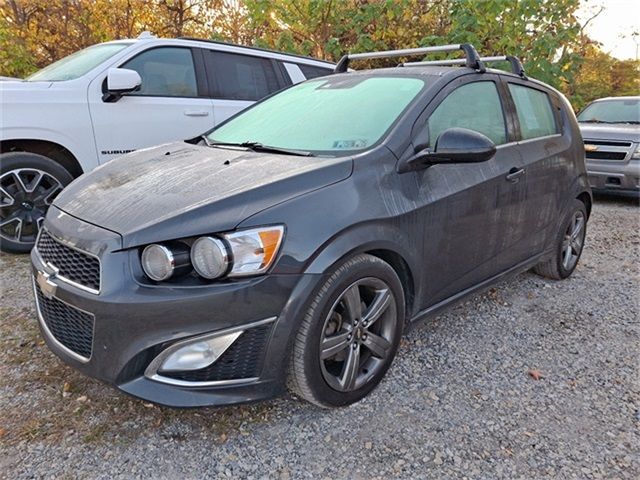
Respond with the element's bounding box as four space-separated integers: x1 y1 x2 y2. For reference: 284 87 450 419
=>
533 199 587 280
288 254 405 408
0 152 74 253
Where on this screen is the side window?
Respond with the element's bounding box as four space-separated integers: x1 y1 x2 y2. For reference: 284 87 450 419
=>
204 51 280 101
508 84 558 140
297 63 332 80
427 81 507 146
122 47 197 97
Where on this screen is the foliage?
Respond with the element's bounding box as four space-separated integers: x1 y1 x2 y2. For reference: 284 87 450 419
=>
0 0 637 107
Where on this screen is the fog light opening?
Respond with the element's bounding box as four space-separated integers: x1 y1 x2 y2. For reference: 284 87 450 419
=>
158 330 243 372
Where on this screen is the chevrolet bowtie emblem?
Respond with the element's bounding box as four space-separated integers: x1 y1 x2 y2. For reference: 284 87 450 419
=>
584 144 598 152
36 270 57 299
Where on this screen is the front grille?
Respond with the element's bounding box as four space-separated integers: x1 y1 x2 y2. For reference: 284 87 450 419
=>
586 151 627 161
583 140 632 147
34 282 95 360
161 324 272 383
36 230 101 292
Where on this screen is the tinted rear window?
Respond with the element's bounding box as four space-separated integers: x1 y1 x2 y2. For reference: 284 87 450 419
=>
297 63 333 79
204 51 281 101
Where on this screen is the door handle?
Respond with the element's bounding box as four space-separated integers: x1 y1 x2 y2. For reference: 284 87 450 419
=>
506 167 526 183
183 110 209 117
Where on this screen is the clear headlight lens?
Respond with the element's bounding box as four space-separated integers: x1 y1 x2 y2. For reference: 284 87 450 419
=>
190 236 229 279
141 244 175 281
224 226 284 277
632 144 640 159
140 225 284 282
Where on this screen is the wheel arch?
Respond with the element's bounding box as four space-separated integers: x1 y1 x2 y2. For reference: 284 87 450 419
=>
0 139 84 178
576 190 592 218
302 225 419 318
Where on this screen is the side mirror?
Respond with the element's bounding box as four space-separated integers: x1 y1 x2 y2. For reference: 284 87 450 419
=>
103 68 141 102
403 127 496 171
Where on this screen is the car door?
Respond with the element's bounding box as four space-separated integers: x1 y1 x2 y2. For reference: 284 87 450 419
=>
503 79 566 254
202 49 285 125
409 75 529 308
88 46 214 164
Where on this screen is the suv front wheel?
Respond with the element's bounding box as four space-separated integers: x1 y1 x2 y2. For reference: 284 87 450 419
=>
288 254 405 407
0 152 73 253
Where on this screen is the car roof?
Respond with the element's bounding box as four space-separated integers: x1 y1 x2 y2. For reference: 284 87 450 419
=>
589 96 640 102
331 65 534 81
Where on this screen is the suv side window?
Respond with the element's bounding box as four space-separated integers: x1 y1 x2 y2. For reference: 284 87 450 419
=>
297 63 332 79
508 84 558 140
204 51 280 101
427 81 507 146
122 47 197 97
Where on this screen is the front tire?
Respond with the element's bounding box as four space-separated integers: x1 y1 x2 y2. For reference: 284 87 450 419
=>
288 254 405 408
533 199 588 280
0 152 73 253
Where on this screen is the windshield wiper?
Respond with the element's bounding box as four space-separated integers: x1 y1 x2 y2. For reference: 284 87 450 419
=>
200 134 212 146
207 140 314 157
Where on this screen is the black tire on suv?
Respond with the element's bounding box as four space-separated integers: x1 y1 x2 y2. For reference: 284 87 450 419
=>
288 254 405 407
533 199 588 280
0 152 73 253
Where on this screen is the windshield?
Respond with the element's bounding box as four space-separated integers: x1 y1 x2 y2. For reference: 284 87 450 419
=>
27 42 132 82
578 98 640 124
208 76 426 154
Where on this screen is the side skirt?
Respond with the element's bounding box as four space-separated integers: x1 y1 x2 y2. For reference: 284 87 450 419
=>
406 252 548 331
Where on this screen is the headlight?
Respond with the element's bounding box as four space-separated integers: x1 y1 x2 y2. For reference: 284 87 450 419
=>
140 225 284 282
632 144 640 159
190 236 229 279
224 226 284 277
141 243 190 281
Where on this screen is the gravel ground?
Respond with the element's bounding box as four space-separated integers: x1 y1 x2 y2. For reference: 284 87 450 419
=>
1 195 638 480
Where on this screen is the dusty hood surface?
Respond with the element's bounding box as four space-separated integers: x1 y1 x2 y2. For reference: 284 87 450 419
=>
54 142 352 248
579 123 640 143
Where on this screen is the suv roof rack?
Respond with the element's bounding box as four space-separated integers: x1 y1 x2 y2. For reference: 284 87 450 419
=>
334 43 485 73
400 55 527 79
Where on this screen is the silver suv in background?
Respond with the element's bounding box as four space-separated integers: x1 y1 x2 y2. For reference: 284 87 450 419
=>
578 96 640 196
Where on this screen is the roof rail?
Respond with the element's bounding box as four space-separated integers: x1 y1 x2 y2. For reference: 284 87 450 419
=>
334 43 485 73
400 55 527 79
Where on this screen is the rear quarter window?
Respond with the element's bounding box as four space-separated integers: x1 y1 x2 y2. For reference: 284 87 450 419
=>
508 84 558 140
297 63 333 79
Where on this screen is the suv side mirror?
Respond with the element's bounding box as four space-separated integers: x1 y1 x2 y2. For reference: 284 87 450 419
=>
402 127 496 171
103 68 141 102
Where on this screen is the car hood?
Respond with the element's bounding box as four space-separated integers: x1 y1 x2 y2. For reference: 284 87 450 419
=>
579 123 640 143
54 142 353 248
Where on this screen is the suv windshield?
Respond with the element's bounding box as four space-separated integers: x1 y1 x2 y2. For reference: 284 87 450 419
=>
208 76 426 154
578 98 640 124
27 42 132 82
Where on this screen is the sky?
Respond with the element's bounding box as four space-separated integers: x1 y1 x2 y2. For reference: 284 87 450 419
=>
577 0 640 60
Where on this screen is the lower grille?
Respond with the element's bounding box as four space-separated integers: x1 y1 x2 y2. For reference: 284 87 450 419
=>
161 324 272 383
34 282 95 360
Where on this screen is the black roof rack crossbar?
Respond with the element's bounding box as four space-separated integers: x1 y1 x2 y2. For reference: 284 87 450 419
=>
401 55 527 79
334 43 485 73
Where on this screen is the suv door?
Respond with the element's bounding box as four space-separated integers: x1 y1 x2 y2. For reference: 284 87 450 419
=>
410 76 529 307
503 78 566 254
88 46 214 164
202 50 284 125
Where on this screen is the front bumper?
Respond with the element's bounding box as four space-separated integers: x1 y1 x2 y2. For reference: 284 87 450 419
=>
31 208 323 407
586 158 640 195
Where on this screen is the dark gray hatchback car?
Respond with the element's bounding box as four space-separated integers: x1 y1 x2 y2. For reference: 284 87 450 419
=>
31 44 591 408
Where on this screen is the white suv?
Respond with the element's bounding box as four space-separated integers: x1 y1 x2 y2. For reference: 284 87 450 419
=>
0 33 334 252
